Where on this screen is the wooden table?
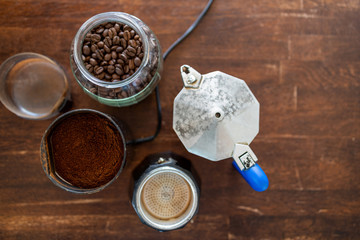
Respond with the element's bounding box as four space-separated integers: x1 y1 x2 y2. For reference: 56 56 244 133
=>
0 0 359 239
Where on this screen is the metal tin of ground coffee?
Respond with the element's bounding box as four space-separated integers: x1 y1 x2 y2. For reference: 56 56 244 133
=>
40 109 126 194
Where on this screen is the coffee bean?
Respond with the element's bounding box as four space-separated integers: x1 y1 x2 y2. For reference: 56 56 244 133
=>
123 25 132 31
117 59 125 65
124 65 129 74
120 90 128 98
111 51 117 59
107 65 115 74
113 36 120 45
116 46 123 53
108 29 114 38
90 58 97 66
134 57 141 67
91 34 101 43
123 30 131 41
114 23 121 32
98 86 109 95
104 45 111 53
90 87 97 94
119 53 128 62
96 27 104 34
86 64 94 73
85 33 92 42
130 30 135 37
129 85 136 95
109 91 116 97
105 73 112 80
129 39 136 48
121 74 129 80
113 87 122 94
138 52 144 59
120 38 127 48
112 73 120 79
109 59 116 65
83 45 91 55
134 35 140 40
104 37 112 47
97 41 104 48
100 61 107 66
97 72 105 80
95 49 104 60
105 22 113 29
104 53 111 61
90 44 98 52
136 46 142 55
127 46 136 57
115 67 123 76
134 79 142 87
129 59 135 70
102 29 109 37
110 27 117 37
95 66 104 74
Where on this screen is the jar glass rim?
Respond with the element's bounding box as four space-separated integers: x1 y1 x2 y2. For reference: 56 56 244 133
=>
73 12 149 88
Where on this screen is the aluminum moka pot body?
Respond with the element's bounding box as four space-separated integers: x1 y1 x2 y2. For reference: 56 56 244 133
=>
173 65 268 192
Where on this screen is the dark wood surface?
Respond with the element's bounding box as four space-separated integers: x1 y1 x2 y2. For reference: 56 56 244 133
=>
0 0 359 239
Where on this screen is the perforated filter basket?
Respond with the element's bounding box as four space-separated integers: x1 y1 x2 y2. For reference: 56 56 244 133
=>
131 152 200 231
141 172 192 220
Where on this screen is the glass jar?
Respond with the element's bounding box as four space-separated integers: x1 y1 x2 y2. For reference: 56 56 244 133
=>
70 12 163 107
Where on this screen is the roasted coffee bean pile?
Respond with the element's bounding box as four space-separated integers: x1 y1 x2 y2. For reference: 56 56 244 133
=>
82 22 144 82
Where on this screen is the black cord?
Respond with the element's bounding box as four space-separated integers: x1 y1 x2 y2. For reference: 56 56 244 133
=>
163 0 214 60
126 0 214 145
126 86 162 145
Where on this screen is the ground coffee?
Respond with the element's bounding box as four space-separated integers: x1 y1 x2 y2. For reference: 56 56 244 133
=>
50 112 124 189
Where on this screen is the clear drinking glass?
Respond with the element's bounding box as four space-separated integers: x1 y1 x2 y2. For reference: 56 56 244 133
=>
70 12 163 107
0 53 70 119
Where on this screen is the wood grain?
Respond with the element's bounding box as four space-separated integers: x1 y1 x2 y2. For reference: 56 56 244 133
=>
0 0 359 239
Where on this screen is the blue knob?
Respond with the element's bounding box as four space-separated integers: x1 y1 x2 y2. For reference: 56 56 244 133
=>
232 161 269 192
